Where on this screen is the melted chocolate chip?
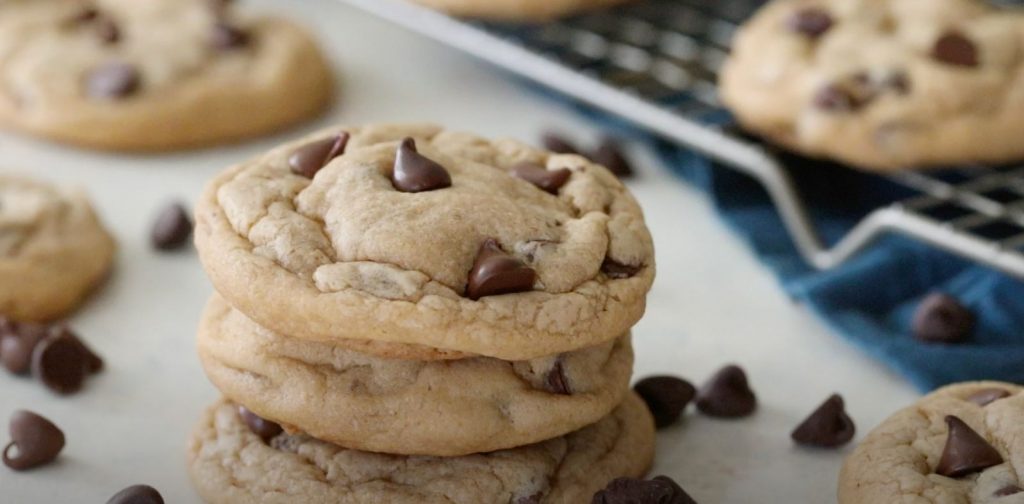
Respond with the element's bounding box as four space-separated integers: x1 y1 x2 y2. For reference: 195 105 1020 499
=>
510 162 571 194
592 475 696 504
540 132 579 155
995 485 1023 497
913 293 975 344
696 365 757 418
237 406 282 442
288 133 349 179
151 202 193 251
787 8 834 38
966 388 1011 407
211 22 250 50
544 359 571 395
592 138 634 179
392 138 452 193
790 394 856 448
95 18 120 45
32 333 89 395
813 84 862 112
107 485 164 504
601 259 641 279
86 63 141 100
633 376 696 429
0 323 50 375
466 239 537 300
935 415 1003 478
3 411 65 471
932 31 979 68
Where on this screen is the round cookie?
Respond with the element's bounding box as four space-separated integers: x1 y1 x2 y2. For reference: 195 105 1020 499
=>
187 393 655 504
839 381 1024 503
194 123 654 361
0 175 115 321
409 0 633 21
720 0 1024 171
197 295 634 456
0 0 332 151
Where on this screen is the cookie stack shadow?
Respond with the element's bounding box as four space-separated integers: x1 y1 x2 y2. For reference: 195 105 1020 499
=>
186 124 657 503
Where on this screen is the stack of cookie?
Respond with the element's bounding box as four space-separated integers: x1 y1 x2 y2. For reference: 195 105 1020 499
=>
187 123 658 503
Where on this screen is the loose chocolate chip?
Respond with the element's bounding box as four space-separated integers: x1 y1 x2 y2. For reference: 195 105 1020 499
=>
237 406 282 442
592 475 696 504
1 323 49 375
392 138 452 193
790 394 855 448
465 239 537 300
932 31 978 67
540 132 579 155
592 138 635 179
32 333 89 395
696 365 757 418
786 8 834 38
813 84 861 112
150 202 193 251
601 259 641 279
95 18 120 45
935 415 1003 478
288 133 349 179
107 484 164 504
510 162 571 194
913 293 975 344
966 388 1011 407
544 359 571 395
633 376 696 429
86 62 140 100
211 22 250 50
3 411 65 471
995 485 1023 497
49 326 103 374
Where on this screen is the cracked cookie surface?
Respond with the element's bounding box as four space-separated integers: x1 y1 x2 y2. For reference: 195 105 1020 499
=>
0 175 115 321
197 295 634 456
0 0 332 151
720 0 1024 171
188 393 654 504
409 0 633 21
839 381 1024 503
195 123 654 360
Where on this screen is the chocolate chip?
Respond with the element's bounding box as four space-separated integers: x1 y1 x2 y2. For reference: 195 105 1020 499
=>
67 6 100 24
95 18 120 45
932 31 978 67
813 84 861 112
544 359 571 395
510 162 571 194
592 138 635 179
1 323 50 375
786 8 833 38
541 132 579 155
86 63 140 100
151 202 193 251
935 415 1003 478
211 22 250 50
49 326 103 374
790 394 855 448
995 485 1023 497
107 484 164 504
601 259 641 279
392 138 452 193
465 239 537 300
633 376 696 429
32 333 89 395
3 411 65 471
288 133 349 179
237 406 282 442
696 365 757 418
592 475 696 504
514 494 543 504
966 388 1011 407
913 293 975 344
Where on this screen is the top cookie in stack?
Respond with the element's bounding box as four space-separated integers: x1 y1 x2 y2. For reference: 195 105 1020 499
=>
720 0 1024 171
194 123 654 361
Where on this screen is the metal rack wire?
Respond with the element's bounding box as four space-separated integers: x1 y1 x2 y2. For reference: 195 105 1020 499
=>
340 0 1024 278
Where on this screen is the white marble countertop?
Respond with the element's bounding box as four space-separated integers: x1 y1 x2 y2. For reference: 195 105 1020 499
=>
0 1 919 502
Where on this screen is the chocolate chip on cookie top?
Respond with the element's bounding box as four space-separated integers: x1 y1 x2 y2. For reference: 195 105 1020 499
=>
932 31 979 68
966 387 1011 407
936 415 1003 477
288 133 350 178
786 7 833 38
86 62 141 100
391 137 453 193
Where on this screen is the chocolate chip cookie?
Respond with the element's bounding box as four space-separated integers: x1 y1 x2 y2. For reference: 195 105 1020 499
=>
409 0 633 21
720 0 1024 171
197 295 634 456
187 393 654 504
0 175 115 321
194 124 654 361
0 0 332 151
839 381 1024 503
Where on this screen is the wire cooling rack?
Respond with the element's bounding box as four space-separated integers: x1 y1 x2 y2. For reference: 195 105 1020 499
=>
340 0 1024 279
